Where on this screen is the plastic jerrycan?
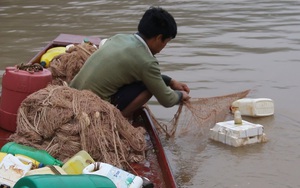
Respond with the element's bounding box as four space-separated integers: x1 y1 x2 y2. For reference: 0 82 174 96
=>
0 153 33 187
25 165 67 176
40 46 66 68
231 98 274 117
0 142 63 167
0 66 52 132
14 174 117 188
62 150 95 174
83 162 143 188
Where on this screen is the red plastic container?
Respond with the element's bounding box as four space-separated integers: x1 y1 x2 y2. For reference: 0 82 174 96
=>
0 66 52 132
0 127 12 148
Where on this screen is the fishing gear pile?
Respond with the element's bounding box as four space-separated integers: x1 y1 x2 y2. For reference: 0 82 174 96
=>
48 42 97 85
9 85 146 169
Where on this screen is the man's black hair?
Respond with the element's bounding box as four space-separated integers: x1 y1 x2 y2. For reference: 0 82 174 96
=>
138 7 177 40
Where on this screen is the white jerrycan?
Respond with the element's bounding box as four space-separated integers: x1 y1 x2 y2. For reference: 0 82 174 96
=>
83 162 143 188
0 153 33 187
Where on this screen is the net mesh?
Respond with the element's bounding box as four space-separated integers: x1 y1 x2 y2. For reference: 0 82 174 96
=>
146 90 250 138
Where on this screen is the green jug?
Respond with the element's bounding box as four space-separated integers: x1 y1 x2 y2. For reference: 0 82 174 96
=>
1 142 63 166
14 174 117 188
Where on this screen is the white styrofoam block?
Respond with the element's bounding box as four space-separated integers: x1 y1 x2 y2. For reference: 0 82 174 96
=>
209 120 266 147
213 120 263 138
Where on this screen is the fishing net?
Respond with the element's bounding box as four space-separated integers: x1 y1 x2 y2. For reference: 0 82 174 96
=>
9 85 146 169
48 42 97 85
143 90 250 185
146 90 250 138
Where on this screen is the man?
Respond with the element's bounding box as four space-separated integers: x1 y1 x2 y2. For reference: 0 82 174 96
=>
70 7 190 119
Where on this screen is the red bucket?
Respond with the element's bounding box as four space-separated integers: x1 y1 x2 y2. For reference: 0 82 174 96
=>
0 66 52 132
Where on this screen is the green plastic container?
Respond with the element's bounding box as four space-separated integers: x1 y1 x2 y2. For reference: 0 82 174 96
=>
13 174 117 188
1 142 63 166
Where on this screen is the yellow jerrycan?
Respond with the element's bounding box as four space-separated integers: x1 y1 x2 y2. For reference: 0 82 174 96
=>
40 46 66 68
62 150 95 174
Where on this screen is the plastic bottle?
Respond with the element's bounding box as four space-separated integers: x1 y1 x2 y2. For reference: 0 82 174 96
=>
231 98 274 117
15 154 43 169
40 46 66 68
83 162 143 188
62 150 95 174
99 38 108 48
82 38 98 49
14 174 117 188
0 142 63 166
234 108 242 125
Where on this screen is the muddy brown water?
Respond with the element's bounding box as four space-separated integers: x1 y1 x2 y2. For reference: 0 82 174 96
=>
0 0 300 187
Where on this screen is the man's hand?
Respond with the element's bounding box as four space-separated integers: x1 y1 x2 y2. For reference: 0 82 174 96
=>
181 91 191 101
170 79 190 93
169 79 191 101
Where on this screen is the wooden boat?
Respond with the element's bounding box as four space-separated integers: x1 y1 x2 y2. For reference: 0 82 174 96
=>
0 34 177 188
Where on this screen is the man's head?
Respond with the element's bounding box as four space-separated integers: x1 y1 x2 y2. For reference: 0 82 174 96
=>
138 6 177 40
138 7 177 55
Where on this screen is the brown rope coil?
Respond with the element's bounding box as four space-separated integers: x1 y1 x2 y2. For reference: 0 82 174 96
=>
48 43 97 85
10 85 147 169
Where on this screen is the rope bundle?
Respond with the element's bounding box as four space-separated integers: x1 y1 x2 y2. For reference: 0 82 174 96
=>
49 43 97 85
10 85 146 169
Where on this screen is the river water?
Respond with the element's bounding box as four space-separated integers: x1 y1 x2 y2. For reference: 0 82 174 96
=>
1 0 300 187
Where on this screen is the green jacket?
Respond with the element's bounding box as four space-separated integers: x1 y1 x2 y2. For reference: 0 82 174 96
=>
70 34 181 107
